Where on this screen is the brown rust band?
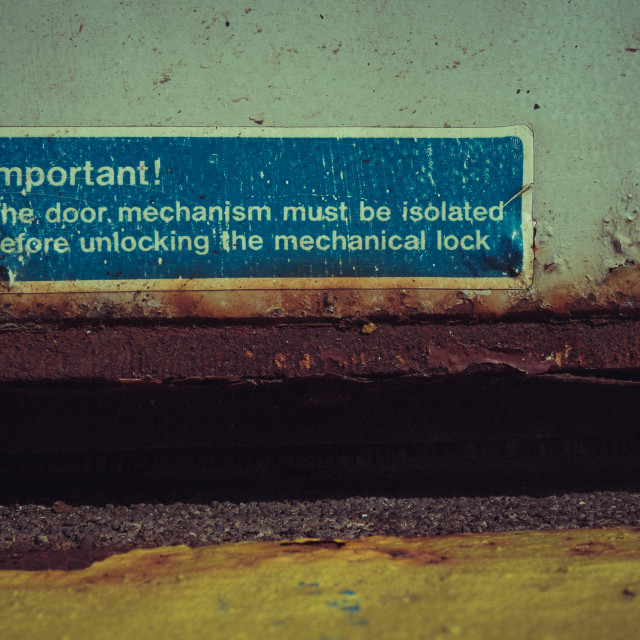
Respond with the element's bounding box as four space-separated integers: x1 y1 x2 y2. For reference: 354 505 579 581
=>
0 319 638 383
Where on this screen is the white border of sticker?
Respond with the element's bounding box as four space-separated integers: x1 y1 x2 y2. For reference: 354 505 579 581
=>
0 126 533 293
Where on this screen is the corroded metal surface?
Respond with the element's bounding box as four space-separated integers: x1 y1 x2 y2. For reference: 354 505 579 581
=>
0 319 638 383
1 273 640 321
1 319 637 455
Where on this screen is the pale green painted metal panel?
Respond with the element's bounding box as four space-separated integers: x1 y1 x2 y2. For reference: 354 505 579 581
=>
0 0 638 318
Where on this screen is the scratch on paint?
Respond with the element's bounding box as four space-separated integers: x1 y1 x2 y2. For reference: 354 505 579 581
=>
504 183 533 207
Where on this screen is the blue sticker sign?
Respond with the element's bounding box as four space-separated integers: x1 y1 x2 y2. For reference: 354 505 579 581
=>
0 127 532 292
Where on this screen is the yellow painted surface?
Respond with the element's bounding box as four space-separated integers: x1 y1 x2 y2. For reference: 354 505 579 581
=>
1 528 640 639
